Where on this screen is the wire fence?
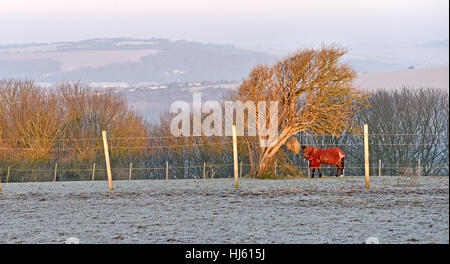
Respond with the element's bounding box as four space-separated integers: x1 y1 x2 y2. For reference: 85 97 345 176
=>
0 163 237 183
1 163 448 183
0 133 447 142
0 132 448 183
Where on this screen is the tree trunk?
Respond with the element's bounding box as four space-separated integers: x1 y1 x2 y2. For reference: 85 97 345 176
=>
256 152 276 176
255 127 296 177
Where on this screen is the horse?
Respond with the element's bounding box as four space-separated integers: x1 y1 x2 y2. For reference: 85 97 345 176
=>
301 145 345 178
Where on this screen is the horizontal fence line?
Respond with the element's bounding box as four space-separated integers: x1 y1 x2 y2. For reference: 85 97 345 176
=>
0 147 100 151
1 141 448 151
249 142 448 146
127 164 234 170
109 142 233 149
0 164 234 171
0 133 447 142
311 133 448 136
241 165 449 169
0 136 224 142
0 138 102 142
0 142 235 151
369 143 448 146
284 143 448 146
2 164 448 173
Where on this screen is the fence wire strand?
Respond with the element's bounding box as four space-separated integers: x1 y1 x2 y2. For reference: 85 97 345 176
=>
0 132 447 142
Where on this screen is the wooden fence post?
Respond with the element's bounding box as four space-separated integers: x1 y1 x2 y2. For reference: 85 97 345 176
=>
6 166 10 183
92 162 96 181
0 171 2 192
203 162 206 179
240 161 243 178
232 125 239 189
53 163 58 182
102 130 113 190
166 161 169 180
274 160 277 175
364 124 370 189
129 162 133 180
307 160 310 178
378 160 381 177
418 159 421 177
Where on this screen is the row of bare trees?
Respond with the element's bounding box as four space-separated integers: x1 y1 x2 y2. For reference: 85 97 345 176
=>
0 79 149 181
288 87 449 176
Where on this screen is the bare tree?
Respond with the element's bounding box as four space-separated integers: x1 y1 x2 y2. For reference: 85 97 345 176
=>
231 45 368 177
355 87 449 176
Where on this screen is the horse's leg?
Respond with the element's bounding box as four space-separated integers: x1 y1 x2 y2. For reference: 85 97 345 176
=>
340 158 345 176
311 167 315 178
336 165 340 177
318 166 322 178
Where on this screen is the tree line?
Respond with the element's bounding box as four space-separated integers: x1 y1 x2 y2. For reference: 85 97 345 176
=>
1 82 447 182
288 87 449 177
0 79 149 181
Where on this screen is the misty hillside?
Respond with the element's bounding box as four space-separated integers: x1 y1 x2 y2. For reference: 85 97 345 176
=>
1 38 448 85
343 40 449 73
123 66 449 122
125 81 239 122
0 38 274 84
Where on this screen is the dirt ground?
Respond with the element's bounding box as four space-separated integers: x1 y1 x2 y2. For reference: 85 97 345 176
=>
0 176 448 244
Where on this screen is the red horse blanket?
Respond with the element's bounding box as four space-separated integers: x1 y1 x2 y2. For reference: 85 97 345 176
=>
302 146 345 168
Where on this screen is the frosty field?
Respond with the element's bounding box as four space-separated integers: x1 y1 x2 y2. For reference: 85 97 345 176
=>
0 176 448 244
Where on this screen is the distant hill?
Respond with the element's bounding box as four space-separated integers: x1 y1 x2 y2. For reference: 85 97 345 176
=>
0 38 274 84
418 39 449 49
1 38 448 84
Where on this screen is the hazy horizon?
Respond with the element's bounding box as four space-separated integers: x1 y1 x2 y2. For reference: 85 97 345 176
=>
1 0 448 53
1 0 448 83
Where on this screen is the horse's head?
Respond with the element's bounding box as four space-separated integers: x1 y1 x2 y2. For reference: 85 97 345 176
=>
301 146 313 160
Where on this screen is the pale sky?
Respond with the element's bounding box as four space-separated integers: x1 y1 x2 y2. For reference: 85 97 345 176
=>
0 0 448 51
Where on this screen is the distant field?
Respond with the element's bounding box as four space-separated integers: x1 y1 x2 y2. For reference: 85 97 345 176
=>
122 66 449 121
355 66 449 91
0 176 448 244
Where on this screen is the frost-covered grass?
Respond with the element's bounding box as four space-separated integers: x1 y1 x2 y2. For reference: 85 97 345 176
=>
0 176 448 244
